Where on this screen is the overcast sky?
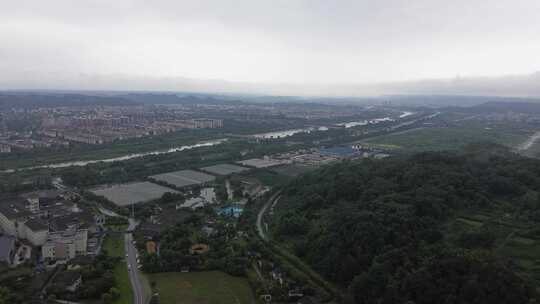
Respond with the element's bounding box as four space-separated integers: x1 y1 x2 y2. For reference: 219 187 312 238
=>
1 0 540 95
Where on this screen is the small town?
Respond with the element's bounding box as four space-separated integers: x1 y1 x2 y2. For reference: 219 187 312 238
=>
0 104 223 150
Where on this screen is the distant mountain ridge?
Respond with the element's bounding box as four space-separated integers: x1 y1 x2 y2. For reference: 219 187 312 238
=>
3 90 540 109
0 92 246 109
468 101 540 114
0 93 135 109
119 93 244 105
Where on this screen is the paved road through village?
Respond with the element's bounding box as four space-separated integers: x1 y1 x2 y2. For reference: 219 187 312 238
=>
125 219 147 304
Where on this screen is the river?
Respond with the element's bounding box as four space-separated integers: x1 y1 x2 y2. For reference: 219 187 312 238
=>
2 138 228 173
336 117 395 128
252 116 399 138
252 128 313 139
399 111 415 118
3 112 418 172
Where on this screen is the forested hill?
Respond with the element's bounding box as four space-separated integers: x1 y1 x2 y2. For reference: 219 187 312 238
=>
273 145 540 304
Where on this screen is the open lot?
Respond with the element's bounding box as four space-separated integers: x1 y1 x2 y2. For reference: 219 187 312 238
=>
200 163 249 175
362 122 533 152
148 271 255 304
91 182 177 206
149 169 215 188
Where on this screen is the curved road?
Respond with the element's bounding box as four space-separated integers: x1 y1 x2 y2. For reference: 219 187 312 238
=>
256 191 281 241
254 191 340 299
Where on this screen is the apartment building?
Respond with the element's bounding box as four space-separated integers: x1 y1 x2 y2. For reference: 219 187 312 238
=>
42 229 88 261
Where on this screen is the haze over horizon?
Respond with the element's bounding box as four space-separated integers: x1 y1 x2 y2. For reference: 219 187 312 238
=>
2 0 540 96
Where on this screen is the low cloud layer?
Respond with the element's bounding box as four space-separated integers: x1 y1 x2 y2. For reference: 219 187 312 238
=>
1 1 540 96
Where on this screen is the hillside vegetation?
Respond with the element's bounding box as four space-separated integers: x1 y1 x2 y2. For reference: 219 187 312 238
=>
273 144 540 304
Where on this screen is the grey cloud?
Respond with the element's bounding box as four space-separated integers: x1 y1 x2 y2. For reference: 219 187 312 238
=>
0 0 540 95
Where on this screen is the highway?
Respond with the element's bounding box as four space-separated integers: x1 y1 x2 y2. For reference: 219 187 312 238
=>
125 219 147 304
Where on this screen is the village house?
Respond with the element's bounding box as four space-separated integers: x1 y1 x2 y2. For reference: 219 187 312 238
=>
20 190 63 213
138 222 161 241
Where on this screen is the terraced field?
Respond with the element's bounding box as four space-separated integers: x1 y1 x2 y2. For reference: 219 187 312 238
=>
444 210 540 286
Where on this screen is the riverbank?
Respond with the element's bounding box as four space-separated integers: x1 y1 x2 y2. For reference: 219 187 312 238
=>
0 129 227 170
1 139 227 173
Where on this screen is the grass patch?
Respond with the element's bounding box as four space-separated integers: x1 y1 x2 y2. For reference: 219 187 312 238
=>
103 234 133 304
148 271 255 304
248 169 291 187
103 234 125 257
460 213 491 222
106 223 129 232
0 266 32 280
0 128 226 170
455 217 484 227
512 236 538 246
363 122 532 152
271 164 316 177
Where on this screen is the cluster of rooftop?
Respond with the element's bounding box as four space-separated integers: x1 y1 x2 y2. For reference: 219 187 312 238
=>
0 190 104 265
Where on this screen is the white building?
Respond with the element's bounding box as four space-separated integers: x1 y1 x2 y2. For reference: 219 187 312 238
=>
24 219 49 246
42 229 88 261
191 118 223 129
0 201 49 246
0 202 32 236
